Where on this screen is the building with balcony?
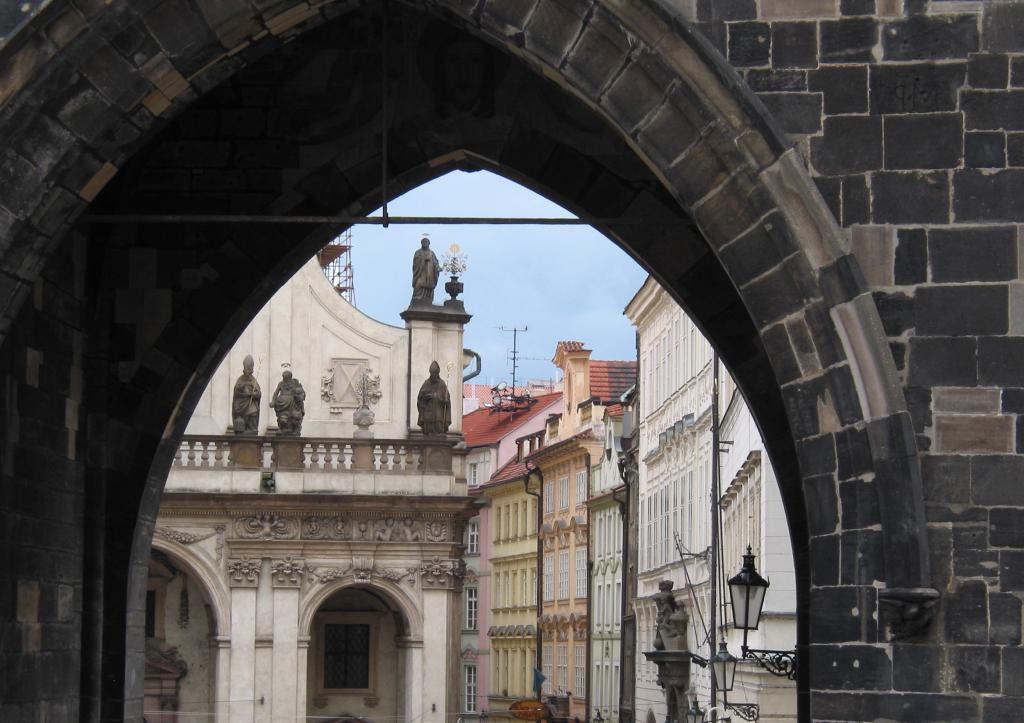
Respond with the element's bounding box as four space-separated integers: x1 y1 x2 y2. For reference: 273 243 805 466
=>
146 258 476 723
625 277 797 722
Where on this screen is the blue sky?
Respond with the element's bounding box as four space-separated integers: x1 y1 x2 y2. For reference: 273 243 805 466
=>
350 170 648 386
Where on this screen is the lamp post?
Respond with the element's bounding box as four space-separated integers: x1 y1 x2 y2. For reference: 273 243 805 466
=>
726 547 797 680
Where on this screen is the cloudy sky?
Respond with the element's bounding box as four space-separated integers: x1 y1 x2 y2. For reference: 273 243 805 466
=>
349 170 648 387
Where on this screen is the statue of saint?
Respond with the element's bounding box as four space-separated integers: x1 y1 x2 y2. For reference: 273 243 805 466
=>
416 361 451 436
270 369 306 435
652 580 688 652
232 355 261 434
411 237 440 304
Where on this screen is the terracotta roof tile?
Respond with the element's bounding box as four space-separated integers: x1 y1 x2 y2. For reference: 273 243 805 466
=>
487 457 530 485
462 393 561 448
590 360 637 403
556 340 589 353
604 403 624 417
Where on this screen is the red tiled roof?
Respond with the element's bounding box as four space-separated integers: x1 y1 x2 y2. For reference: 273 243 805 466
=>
487 457 530 485
463 393 561 448
604 403 624 417
590 360 637 403
556 340 589 353
463 383 497 405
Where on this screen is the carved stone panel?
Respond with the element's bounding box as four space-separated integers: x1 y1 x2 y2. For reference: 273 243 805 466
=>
302 516 349 540
418 556 465 590
322 358 370 413
227 557 262 587
233 513 299 540
270 556 305 588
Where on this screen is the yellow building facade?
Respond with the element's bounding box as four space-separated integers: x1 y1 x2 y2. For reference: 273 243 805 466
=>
482 454 539 718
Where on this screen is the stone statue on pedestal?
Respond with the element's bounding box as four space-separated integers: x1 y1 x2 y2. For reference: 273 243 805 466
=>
411 237 439 305
652 580 688 652
232 355 261 434
416 361 451 435
271 369 306 435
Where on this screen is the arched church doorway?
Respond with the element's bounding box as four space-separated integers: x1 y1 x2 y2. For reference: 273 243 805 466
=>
306 586 412 722
0 1 936 721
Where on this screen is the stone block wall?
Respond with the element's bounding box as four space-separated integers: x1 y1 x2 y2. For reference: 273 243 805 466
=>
0 0 1022 720
687 0 1024 715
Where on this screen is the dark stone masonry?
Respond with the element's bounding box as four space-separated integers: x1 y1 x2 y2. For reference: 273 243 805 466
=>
0 0 1023 721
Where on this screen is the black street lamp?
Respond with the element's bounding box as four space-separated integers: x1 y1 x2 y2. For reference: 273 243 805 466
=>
728 546 769 639
710 640 738 692
686 695 704 723
726 548 797 680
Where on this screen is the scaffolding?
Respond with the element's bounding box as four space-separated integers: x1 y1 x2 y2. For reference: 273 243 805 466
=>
317 228 355 305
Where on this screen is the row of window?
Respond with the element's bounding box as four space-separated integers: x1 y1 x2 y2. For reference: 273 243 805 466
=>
642 310 710 413
592 579 622 630
489 566 537 610
592 507 623 560
640 452 710 572
493 498 536 542
542 471 589 514
541 644 586 696
591 660 621 721
490 645 536 699
543 550 587 601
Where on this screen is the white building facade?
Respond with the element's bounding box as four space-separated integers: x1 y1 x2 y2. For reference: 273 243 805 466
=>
589 412 624 722
146 258 476 723
625 278 797 722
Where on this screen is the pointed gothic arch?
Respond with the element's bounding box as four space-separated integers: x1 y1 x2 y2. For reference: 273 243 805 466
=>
0 2 933 720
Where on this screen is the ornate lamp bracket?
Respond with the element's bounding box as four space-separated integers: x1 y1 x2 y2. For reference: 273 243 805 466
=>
740 646 797 680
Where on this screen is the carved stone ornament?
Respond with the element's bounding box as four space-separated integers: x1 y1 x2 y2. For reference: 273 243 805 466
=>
464 568 479 584
424 520 448 542
270 556 306 587
154 526 218 545
307 561 417 586
352 557 375 583
879 587 940 641
234 513 298 540
227 557 262 587
307 566 349 584
418 556 465 589
302 516 349 540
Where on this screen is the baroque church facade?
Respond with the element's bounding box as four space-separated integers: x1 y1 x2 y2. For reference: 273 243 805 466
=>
144 251 476 722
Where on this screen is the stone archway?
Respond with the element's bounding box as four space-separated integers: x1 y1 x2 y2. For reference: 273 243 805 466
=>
0 2 931 721
302 584 421 723
145 542 227 722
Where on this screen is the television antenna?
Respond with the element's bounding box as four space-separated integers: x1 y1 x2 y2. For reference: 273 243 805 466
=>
485 326 537 414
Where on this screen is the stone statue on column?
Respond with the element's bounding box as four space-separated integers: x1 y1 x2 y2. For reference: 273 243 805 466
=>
652 580 688 652
411 237 440 305
270 368 306 435
416 361 451 435
231 355 261 434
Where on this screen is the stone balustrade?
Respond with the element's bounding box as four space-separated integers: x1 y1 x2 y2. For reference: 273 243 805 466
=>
173 435 458 474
